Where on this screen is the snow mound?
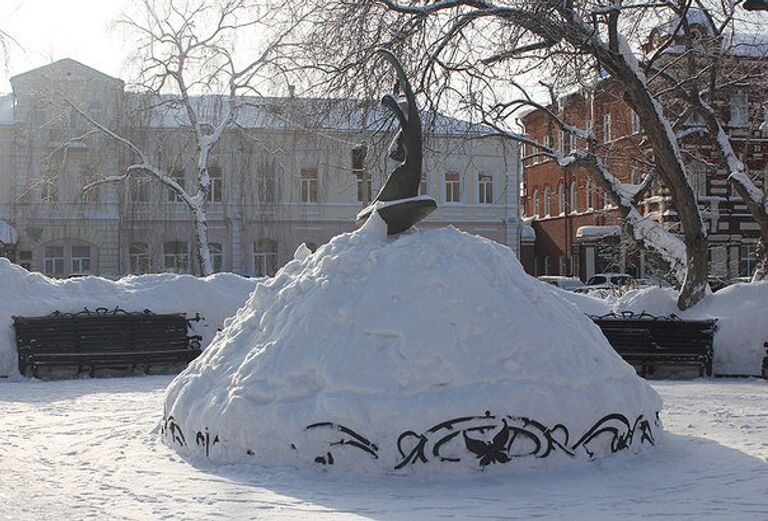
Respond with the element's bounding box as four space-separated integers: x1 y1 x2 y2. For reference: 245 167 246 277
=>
0 258 258 378
163 216 662 474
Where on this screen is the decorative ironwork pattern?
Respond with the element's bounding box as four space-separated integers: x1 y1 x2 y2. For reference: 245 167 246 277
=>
305 422 380 465
163 411 659 469
587 311 683 321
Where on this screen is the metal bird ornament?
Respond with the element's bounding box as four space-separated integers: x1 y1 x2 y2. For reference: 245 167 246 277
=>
355 50 437 234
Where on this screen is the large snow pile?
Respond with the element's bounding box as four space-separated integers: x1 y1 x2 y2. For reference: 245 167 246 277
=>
163 215 661 475
0 258 258 378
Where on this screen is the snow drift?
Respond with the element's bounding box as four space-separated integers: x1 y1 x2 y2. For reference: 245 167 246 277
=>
0 258 258 378
163 215 662 474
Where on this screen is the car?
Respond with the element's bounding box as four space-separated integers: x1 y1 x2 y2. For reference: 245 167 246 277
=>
585 273 634 287
537 276 586 291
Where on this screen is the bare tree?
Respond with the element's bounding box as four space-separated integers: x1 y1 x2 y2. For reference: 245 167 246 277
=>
74 0 297 275
289 0 711 308
644 1 768 281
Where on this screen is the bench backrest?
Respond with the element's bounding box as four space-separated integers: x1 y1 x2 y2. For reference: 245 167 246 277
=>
590 314 717 355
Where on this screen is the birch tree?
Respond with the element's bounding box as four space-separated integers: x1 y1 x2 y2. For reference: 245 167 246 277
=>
290 0 711 309
78 0 297 275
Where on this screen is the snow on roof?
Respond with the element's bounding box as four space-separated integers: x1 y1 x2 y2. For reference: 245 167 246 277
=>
0 95 14 125
521 223 536 240
575 225 621 239
0 220 18 245
127 93 500 137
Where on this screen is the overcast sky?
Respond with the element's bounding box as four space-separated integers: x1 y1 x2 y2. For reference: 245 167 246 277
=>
1 0 130 92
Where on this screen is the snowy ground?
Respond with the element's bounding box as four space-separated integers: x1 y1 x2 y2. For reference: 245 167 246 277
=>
1 377 766 520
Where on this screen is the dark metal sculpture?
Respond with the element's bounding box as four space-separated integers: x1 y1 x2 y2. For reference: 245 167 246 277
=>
355 50 437 235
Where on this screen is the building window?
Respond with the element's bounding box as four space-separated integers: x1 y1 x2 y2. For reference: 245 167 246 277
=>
543 186 551 216
130 243 150 274
87 102 104 122
253 238 278 277
44 246 64 276
71 245 91 274
445 171 461 203
41 171 58 202
730 94 749 126
570 181 578 213
557 182 565 215
603 113 612 142
631 167 642 185
586 180 594 209
420 174 428 196
739 244 757 277
559 256 566 276
163 241 188 273
300 167 318 203
168 168 185 202
18 250 32 271
209 242 223 273
129 175 150 202
258 159 276 203
69 109 79 133
81 168 99 202
544 256 550 275
630 110 640 134
478 174 493 204
207 167 223 203
544 133 552 151
352 146 371 204
30 107 46 128
533 189 540 217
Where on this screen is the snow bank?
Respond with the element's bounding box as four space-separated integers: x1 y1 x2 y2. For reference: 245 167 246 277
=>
566 284 768 375
0 258 258 378
163 216 661 474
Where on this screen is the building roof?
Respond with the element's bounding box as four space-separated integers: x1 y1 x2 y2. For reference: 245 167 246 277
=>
128 93 499 137
9 58 123 85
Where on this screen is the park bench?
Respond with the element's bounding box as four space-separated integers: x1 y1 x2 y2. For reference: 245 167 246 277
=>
13 307 203 379
763 342 768 379
589 312 717 378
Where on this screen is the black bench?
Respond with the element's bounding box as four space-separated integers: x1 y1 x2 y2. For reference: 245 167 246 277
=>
589 312 717 378
763 342 768 379
13 307 203 379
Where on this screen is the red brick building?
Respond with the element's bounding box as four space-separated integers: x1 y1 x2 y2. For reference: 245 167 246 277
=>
520 22 768 282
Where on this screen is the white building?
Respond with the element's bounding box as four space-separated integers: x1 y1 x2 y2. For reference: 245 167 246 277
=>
0 59 522 277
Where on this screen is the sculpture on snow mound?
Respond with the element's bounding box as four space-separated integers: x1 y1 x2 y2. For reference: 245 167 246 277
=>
162 216 662 474
355 50 437 235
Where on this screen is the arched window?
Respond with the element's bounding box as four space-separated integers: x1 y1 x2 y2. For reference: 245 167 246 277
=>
532 189 540 217
557 182 565 215
570 181 578 213
543 186 551 216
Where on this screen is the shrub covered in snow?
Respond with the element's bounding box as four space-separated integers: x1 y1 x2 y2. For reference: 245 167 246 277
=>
163 215 661 474
0 258 258 378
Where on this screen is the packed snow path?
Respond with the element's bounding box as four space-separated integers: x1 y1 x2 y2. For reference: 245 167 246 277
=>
1 377 767 520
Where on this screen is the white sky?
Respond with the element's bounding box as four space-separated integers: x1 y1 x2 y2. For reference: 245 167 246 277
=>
1 0 130 92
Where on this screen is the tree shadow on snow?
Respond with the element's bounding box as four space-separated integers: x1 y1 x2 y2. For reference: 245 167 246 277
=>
175 433 768 520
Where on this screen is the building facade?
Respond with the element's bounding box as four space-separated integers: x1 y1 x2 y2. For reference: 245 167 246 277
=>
520 23 767 282
0 59 522 278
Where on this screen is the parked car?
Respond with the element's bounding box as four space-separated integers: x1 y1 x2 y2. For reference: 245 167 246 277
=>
537 276 586 292
585 273 634 288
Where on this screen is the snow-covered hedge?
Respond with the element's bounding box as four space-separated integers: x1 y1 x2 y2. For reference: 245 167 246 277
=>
0 258 258 378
